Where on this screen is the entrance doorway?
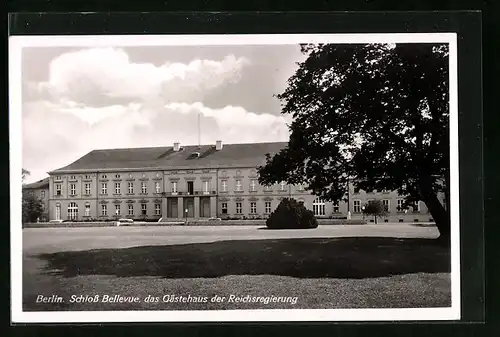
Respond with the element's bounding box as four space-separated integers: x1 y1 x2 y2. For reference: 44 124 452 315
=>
167 198 178 218
183 197 194 218
200 197 210 217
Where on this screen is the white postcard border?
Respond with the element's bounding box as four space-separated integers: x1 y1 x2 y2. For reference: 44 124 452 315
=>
10 32 460 323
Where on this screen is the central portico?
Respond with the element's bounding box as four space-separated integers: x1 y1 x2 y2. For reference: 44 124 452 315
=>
164 194 217 219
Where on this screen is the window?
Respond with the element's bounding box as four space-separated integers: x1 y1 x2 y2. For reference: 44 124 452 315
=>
85 204 90 217
101 204 107 216
128 204 134 215
70 183 76 196
313 198 326 216
280 181 287 191
115 182 121 194
333 202 340 213
155 181 161 194
413 201 420 212
296 184 304 191
236 202 242 214
141 182 147 194
265 201 272 214
250 179 257 192
29 191 34 196
221 180 227 192
354 187 360 194
115 174 121 179
141 204 147 215
41 190 45 198
102 174 107 179
382 199 390 212
68 202 78 220
55 176 62 181
221 202 228 214
250 202 257 214
187 181 194 194
142 173 146 178
353 200 361 213
115 204 121 216
55 203 61 220
128 182 134 194
85 175 91 179
155 204 161 215
171 181 177 193
396 199 404 212
70 175 76 180
203 181 210 194
129 174 133 179
85 183 91 195
101 183 107 194
156 173 160 178
235 180 242 191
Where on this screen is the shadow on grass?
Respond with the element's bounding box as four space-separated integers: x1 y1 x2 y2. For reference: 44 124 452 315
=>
36 237 450 279
257 227 318 230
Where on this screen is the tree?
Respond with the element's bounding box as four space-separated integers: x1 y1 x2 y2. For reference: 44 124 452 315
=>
22 193 44 223
362 200 388 224
258 43 450 245
22 168 30 183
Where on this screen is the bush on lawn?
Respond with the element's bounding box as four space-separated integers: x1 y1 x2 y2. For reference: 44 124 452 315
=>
266 198 318 229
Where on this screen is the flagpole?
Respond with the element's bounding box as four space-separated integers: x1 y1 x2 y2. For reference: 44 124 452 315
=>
198 110 201 147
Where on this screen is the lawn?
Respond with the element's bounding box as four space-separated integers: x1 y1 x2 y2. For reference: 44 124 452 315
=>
21 225 451 311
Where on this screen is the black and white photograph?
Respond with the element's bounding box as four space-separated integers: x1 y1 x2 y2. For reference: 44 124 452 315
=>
10 32 460 322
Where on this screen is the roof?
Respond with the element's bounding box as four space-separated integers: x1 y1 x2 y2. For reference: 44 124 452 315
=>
49 142 288 174
22 177 49 189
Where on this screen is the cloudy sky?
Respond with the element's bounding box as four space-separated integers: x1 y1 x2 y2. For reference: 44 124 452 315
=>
21 44 306 183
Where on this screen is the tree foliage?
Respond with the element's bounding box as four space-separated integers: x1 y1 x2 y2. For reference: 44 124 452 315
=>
22 168 30 183
22 192 44 223
362 200 388 224
266 198 318 229
258 43 450 242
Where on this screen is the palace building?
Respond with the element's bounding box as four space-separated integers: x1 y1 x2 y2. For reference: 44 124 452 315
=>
25 141 441 223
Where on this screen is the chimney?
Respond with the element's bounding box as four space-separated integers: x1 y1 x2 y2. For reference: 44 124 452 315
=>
216 140 223 151
173 142 180 151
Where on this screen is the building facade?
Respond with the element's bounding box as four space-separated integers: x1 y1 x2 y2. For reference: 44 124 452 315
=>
22 178 50 222
37 141 442 223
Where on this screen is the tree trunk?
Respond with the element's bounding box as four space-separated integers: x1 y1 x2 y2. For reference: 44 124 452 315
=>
418 180 450 246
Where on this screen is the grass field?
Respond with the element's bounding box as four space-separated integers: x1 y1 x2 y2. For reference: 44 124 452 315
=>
21 224 451 311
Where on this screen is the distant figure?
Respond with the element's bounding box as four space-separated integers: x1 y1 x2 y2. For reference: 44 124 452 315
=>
36 217 40 223
347 211 351 220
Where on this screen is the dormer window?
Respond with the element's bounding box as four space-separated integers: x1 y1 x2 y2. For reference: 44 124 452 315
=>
115 174 121 179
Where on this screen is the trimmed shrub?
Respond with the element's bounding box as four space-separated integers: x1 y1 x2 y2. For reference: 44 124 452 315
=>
266 198 318 229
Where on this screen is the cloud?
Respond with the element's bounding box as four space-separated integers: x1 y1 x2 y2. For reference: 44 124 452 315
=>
36 48 250 107
22 100 290 183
